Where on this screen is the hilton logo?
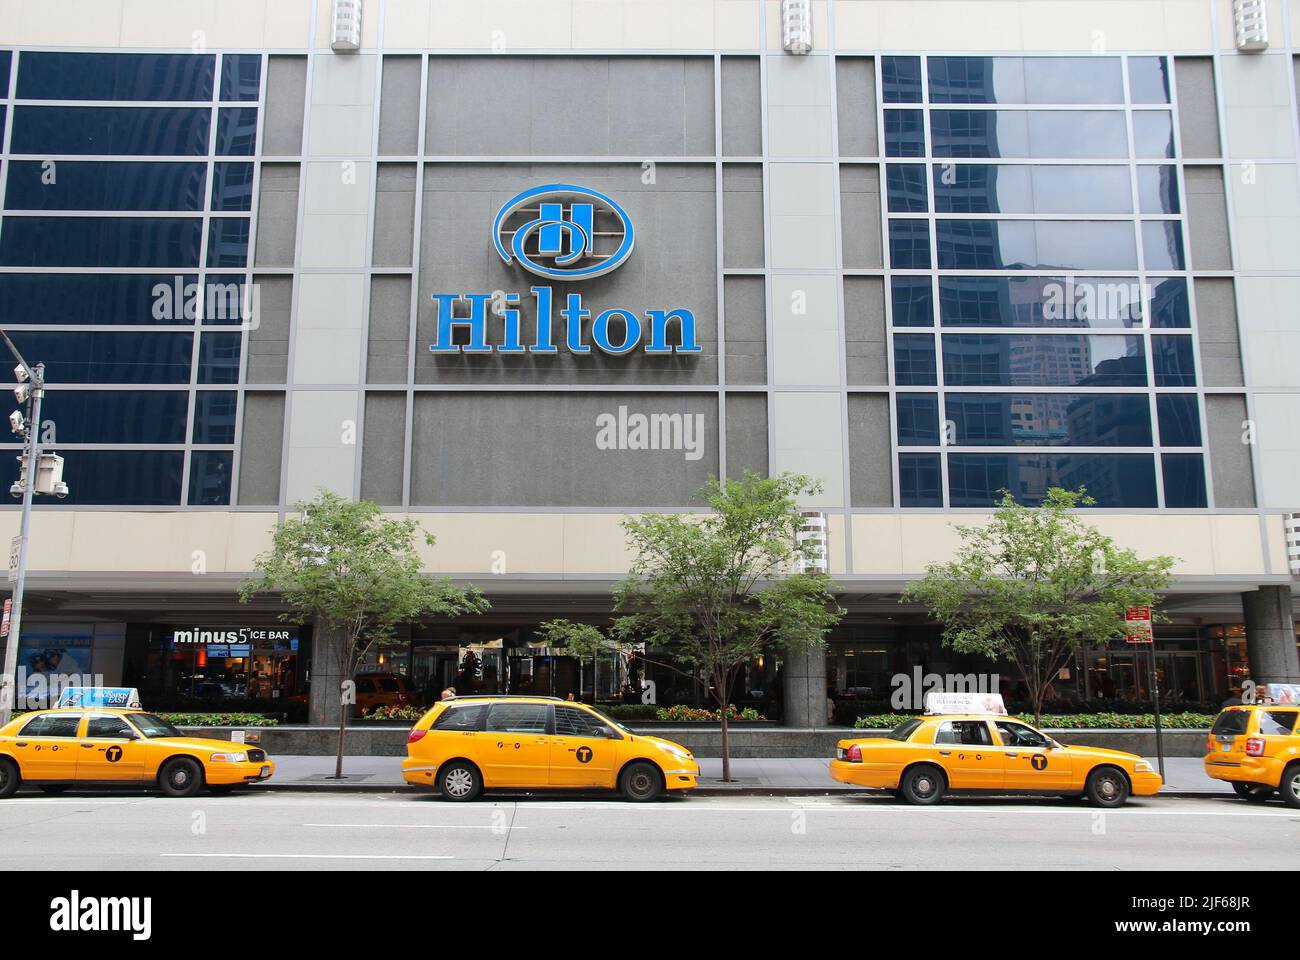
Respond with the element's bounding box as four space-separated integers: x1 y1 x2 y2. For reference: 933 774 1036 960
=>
430 184 700 356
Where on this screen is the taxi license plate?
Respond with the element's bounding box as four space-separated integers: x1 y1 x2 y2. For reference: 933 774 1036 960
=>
260 765 270 776
1221 743 1232 752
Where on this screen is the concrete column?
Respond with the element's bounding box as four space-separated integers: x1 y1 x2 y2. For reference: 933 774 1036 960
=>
308 622 347 726
782 646 828 728
1242 586 1300 685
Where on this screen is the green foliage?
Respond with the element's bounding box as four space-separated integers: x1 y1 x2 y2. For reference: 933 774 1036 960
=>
655 704 766 722
852 712 1213 730
360 704 425 721
163 712 279 727
601 704 660 721
900 488 1175 724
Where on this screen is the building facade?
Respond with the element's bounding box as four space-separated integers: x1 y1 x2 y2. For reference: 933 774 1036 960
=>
1 0 1298 725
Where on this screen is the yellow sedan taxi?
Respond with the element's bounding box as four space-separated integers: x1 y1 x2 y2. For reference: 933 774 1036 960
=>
0 708 274 798
1204 695 1300 807
404 695 699 801
830 694 1161 807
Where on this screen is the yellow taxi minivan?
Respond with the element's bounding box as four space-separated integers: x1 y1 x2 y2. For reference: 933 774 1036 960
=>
1204 699 1300 807
0 708 275 798
829 694 1161 807
403 695 699 801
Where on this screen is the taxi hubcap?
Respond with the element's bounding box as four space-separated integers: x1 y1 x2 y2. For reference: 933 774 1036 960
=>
445 769 473 797
915 777 934 795
631 773 651 793
1100 778 1118 798
1289 775 1300 801
173 769 190 785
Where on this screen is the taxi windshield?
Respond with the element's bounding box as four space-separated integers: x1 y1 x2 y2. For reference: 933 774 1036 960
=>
127 713 182 738
585 706 631 733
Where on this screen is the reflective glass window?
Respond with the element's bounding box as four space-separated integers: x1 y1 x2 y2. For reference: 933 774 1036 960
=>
896 394 940 445
41 451 185 505
928 56 1124 105
948 453 1158 507
939 276 1146 329
1142 220 1185 270
931 110 1128 159
936 220 1138 271
215 107 258 156
1151 335 1197 386
207 218 250 268
0 217 203 268
1148 278 1190 329
193 391 238 444
1129 57 1171 104
932 164 1132 214
41 390 188 443
881 56 923 103
4 160 207 212
220 54 262 102
198 332 242 384
189 451 233 506
202 276 252 325
884 109 925 158
0 274 200 325
16 52 215 101
891 277 934 326
1162 453 1207 507
888 219 931 269
944 393 1152 446
886 164 928 212
900 453 943 506
1137 165 1180 214
6 331 193 383
1156 394 1202 447
894 333 937 385
211 162 254 211
9 106 211 156
0 51 10 98
941 334 1147 387
1133 111 1175 159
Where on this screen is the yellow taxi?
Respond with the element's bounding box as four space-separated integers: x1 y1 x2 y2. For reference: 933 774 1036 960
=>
0 708 275 798
403 695 699 801
1204 696 1300 807
829 694 1162 807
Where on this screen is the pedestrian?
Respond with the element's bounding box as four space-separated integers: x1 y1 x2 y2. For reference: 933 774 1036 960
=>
440 685 457 700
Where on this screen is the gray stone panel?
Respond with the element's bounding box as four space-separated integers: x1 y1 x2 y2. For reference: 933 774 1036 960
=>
848 393 893 507
379 55 422 156
237 391 285 506
361 392 406 506
254 163 300 269
840 164 882 269
1184 165 1231 271
723 163 764 269
844 276 887 386
410 392 719 507
724 275 766 385
1205 393 1256 507
726 392 768 479
263 56 307 157
1193 277 1243 387
1175 57 1221 159
247 275 292 384
368 275 412 384
721 56 762 156
373 164 416 267
836 57 878 157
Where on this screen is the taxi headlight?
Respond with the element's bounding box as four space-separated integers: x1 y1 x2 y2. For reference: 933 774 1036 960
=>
1133 760 1154 773
209 752 248 763
658 743 692 760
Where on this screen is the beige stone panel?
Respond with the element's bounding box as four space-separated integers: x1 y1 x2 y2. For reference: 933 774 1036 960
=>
429 0 575 50
716 0 762 48
225 513 279 571
1084 515 1217 574
383 0 433 47
898 513 993 573
561 514 637 574
0 512 75 573
571 0 627 47
835 1 1022 52
263 0 314 48
1020 1 1169 52
1208 514 1273 574
1262 512 1289 573
826 512 848 575
406 513 567 575
0 0 124 47
849 514 903 575
1162 0 1215 49
765 0 829 51
120 0 272 48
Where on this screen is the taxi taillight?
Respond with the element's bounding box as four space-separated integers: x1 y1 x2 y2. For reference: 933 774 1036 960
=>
842 744 862 763
1245 737 1265 757
407 728 427 745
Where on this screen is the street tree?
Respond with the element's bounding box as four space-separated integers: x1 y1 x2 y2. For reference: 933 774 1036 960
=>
239 491 488 778
901 488 1176 725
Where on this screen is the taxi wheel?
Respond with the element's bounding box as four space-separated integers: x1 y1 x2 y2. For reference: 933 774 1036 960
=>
1085 766 1130 808
900 765 946 805
438 761 482 802
619 761 664 802
1281 764 1300 810
1231 782 1273 803
0 758 19 799
158 758 204 799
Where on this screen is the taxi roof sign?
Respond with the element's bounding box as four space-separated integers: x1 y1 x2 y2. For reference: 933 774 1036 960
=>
56 687 142 710
923 691 1008 716
1260 683 1300 705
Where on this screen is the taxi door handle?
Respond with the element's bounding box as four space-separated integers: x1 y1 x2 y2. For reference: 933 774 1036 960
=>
14 742 27 748
80 743 96 749
938 750 952 757
1006 752 1019 759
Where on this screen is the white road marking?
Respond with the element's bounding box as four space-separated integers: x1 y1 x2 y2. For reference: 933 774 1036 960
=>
300 822 525 830
160 853 454 860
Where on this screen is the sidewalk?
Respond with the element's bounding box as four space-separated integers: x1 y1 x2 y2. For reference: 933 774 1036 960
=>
255 755 1231 797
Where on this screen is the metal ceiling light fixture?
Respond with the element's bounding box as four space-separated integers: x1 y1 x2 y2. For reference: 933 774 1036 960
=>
332 0 363 52
782 0 813 55
1232 0 1268 51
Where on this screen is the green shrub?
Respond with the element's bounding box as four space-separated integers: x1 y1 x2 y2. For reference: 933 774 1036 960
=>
852 711 1214 730
164 712 279 727
360 705 425 721
654 704 766 722
602 704 658 721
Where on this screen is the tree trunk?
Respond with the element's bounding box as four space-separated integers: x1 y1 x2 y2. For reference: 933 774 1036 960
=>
333 692 348 779
720 702 731 783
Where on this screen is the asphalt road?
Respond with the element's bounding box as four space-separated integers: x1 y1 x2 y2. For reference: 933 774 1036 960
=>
1 790 1297 870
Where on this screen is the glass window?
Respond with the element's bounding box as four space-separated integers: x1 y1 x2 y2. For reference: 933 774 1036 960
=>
941 334 1147 387
0 217 203 268
886 718 925 740
86 714 137 738
215 107 258 156
1142 220 1185 270
1129 57 1171 104
884 109 925 158
886 163 928 212
211 162 254 212
891 276 934 326
948 453 1158 507
48 451 185 505
193 391 238 444
994 720 1049 747
896 394 940 445
888 219 931 269
198 332 242 384
0 274 201 326
928 56 1123 104
18 713 82 737
936 720 994 745
1156 394 1202 446
10 105 212 156
1148 278 1190 328
1151 335 1196 386
0 51 10 98
933 164 1132 214
1133 111 1175 159
939 276 1147 329
899 453 943 506
188 451 233 506
221 54 262 102
6 332 193 383
1137 165 1180 214
881 56 923 103
432 703 488 731
486 702 549 733
936 220 1138 271
202 276 252 325
1259 711 1299 736
128 714 182 738
207 218 250 268
16 52 215 101
554 705 611 738
1162 453 1207 508
42 390 188 444
944 393 1152 446
4 161 208 212
1211 710 1250 736
931 110 1128 159
894 333 937 385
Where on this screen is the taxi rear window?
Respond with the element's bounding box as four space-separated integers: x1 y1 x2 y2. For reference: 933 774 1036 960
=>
432 703 487 731
886 718 924 741
1211 710 1250 736
1259 711 1298 736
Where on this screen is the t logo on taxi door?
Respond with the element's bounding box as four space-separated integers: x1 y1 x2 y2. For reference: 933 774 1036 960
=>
575 746 593 764
1030 754 1048 771
105 746 123 763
